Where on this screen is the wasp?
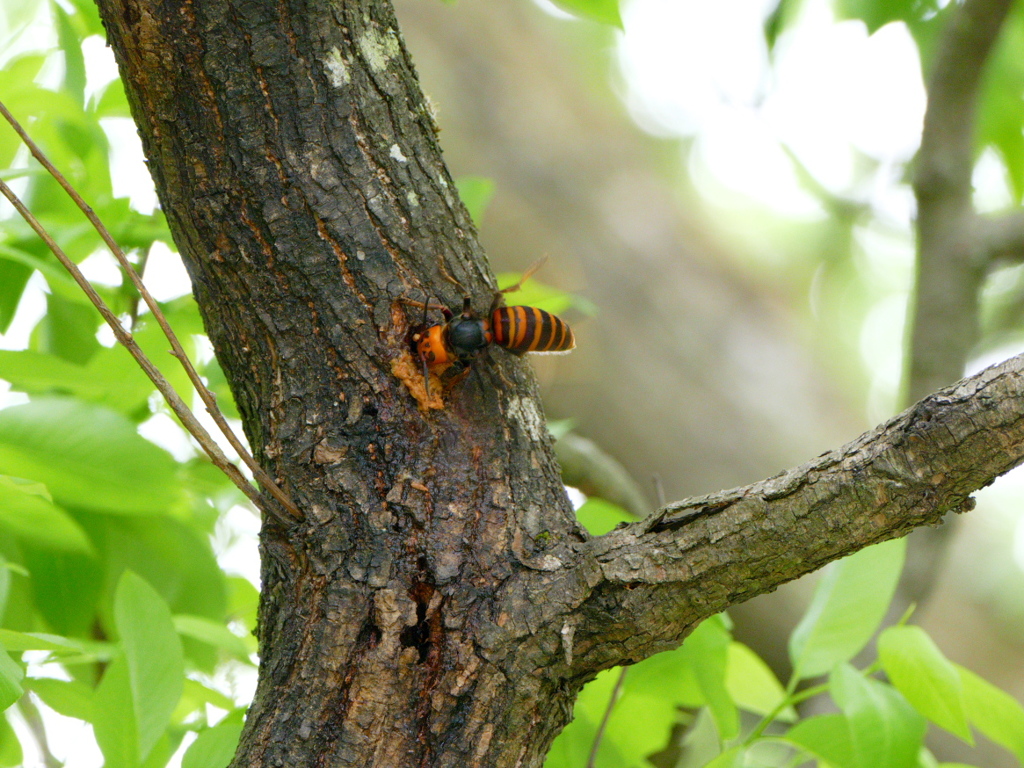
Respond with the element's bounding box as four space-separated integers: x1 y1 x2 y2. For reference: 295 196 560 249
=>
407 261 575 393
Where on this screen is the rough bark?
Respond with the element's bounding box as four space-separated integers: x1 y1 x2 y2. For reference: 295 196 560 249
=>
93 0 1024 766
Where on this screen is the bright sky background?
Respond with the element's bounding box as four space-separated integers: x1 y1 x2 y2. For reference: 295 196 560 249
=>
5 0 1024 764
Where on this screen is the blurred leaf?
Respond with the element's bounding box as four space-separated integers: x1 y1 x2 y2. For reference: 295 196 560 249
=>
957 664 1024 763
454 176 494 228
789 538 905 679
830 663 926 768
0 474 94 553
878 625 971 741
173 615 252 662
0 260 32 335
21 547 102 637
178 678 236 715
63 0 105 37
94 79 131 117
550 0 622 29
725 642 794 721
834 0 928 33
496 271 581 315
87 513 228 621
0 349 152 416
226 576 259 635
685 616 738 740
705 746 744 767
978 7 1024 201
0 398 182 515
0 54 46 168
52 1 86 106
0 242 111 306
93 654 140 768
783 713 855 767
574 497 632 535
0 715 21 768
114 571 184 761
181 718 243 768
28 677 94 720
33 292 101 364
0 646 23 710
0 628 84 653
763 0 805 51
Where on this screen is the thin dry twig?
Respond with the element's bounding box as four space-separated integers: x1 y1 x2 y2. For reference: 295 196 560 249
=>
0 174 299 521
0 100 300 520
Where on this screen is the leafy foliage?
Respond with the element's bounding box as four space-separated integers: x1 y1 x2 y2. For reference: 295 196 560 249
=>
549 0 623 30
549 522 1024 767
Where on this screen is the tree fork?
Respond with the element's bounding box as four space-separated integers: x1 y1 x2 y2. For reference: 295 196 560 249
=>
92 0 1024 766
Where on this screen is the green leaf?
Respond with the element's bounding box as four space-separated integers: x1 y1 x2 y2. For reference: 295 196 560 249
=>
93 654 139 768
705 745 744 768
52 1 86 106
0 349 153 415
574 497 632 536
834 0 925 33
549 0 622 29
87 513 228 624
0 645 23 710
173 615 252 661
685 616 739 740
789 538 905 679
0 260 32 335
763 0 806 51
725 641 794 721
181 719 243 768
0 714 22 768
0 475 94 553
114 571 185 761
34 293 101 365
830 663 926 768
957 664 1024 763
28 677 94 721
977 8 1024 201
0 628 84 653
496 271 579 316
454 176 494 228
783 713 855 767
0 398 182 515
178 679 236 715
21 547 102 637
878 626 971 741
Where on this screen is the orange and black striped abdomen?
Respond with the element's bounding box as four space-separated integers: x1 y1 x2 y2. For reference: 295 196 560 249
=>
490 306 575 354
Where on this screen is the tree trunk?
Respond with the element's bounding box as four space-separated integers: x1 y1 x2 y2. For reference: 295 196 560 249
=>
92 0 1024 765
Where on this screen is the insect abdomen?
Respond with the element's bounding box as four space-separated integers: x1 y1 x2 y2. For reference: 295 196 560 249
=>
491 306 575 353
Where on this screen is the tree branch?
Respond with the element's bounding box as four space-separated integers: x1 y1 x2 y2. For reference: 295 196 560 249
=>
907 0 1015 404
570 353 1024 670
979 208 1024 264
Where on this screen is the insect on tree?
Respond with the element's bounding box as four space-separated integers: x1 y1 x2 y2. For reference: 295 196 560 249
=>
407 259 576 395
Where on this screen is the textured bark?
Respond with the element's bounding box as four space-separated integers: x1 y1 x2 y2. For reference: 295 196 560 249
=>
93 0 1024 765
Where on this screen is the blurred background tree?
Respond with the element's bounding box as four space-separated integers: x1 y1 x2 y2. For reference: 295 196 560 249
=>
2 0 1024 765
